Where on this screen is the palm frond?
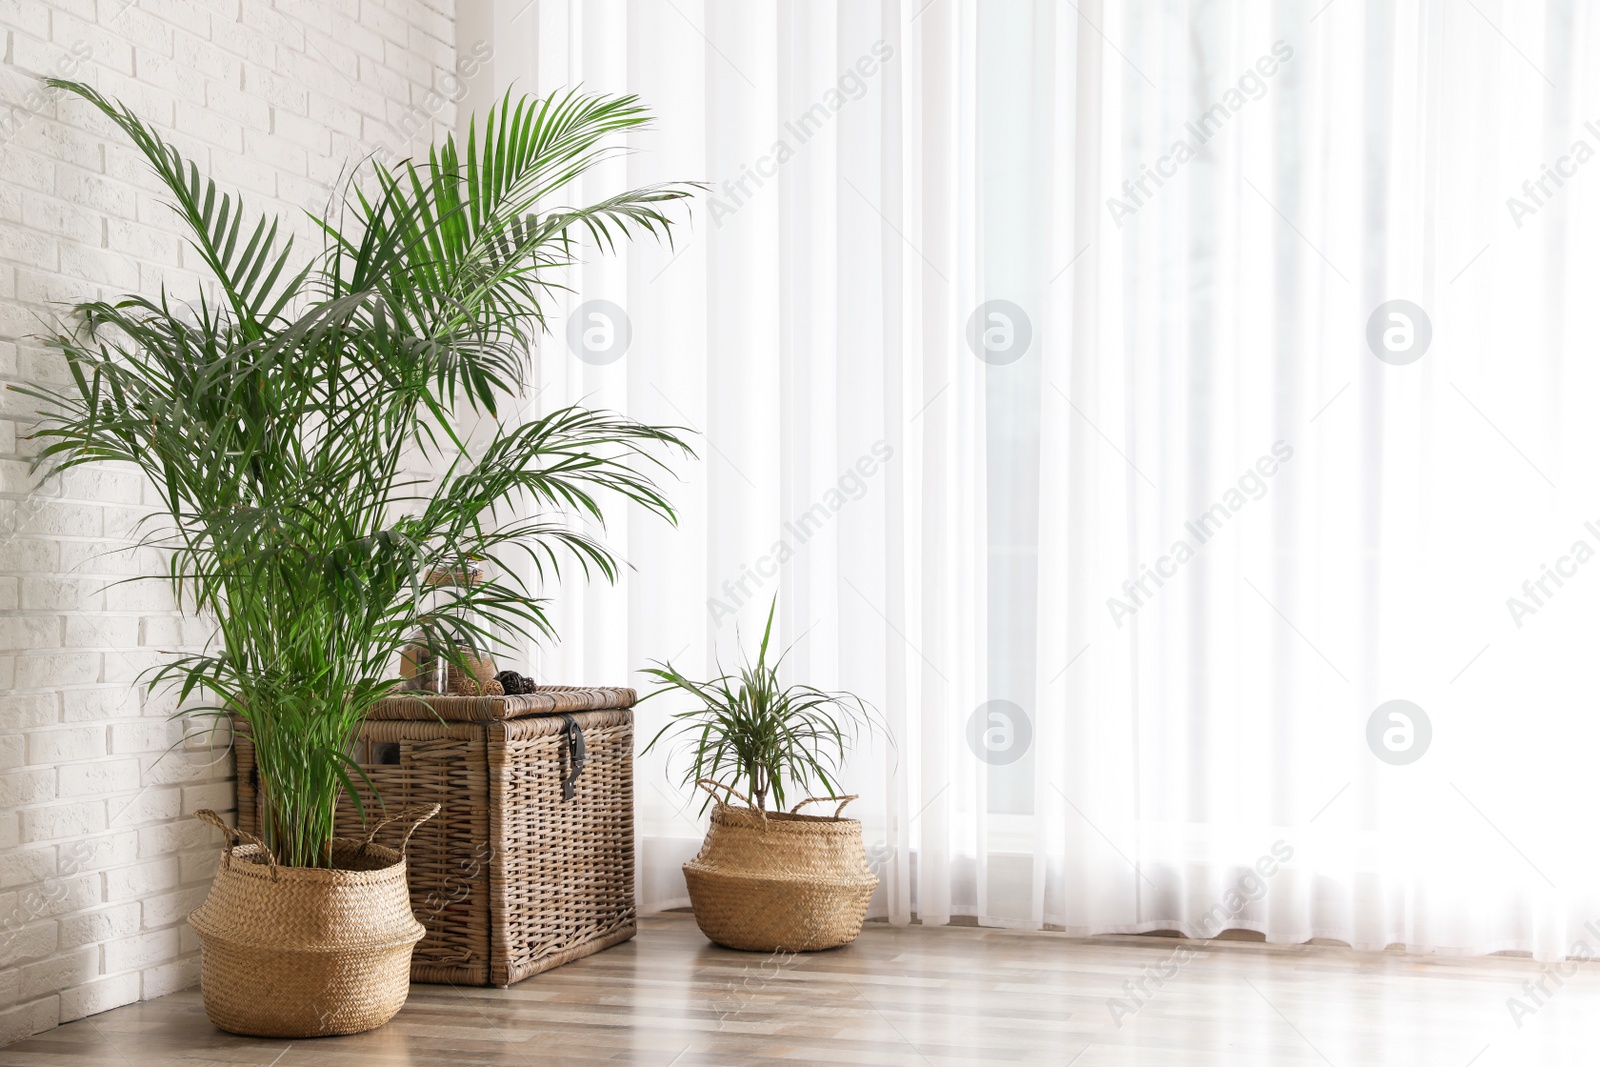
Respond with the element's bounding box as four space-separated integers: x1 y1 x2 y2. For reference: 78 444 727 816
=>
49 80 309 334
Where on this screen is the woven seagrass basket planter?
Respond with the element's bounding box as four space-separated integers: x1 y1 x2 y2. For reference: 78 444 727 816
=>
233 686 637 987
684 783 878 952
188 806 437 1038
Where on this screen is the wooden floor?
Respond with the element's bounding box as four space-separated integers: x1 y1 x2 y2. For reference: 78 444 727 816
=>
2 912 1597 1065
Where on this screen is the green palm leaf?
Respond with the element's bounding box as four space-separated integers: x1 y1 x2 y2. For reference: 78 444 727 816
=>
47 79 309 333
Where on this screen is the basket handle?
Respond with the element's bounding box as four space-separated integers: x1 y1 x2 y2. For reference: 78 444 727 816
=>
194 809 277 875
696 778 767 828
790 794 859 818
363 804 442 858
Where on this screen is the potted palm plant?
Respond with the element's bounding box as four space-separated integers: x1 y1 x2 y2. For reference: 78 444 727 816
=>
24 80 697 1037
644 600 881 952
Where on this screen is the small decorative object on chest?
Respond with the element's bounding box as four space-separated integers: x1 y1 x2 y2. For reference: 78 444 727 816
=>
398 564 504 696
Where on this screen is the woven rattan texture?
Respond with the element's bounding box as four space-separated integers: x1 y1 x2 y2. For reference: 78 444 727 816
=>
233 694 636 986
369 685 636 722
489 710 636 985
683 803 878 952
188 837 423 1036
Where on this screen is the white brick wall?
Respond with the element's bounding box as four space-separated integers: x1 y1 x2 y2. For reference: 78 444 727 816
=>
0 0 463 1043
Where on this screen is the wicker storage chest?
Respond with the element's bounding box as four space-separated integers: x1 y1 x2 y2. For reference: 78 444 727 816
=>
233 686 636 987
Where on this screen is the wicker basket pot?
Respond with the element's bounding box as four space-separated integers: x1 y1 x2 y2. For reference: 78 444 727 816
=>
683 781 877 952
188 806 438 1038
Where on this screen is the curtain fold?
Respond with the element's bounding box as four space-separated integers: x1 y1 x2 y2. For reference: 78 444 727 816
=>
477 0 1600 961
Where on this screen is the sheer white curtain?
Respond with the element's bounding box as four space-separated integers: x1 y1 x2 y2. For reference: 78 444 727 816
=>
472 0 1600 960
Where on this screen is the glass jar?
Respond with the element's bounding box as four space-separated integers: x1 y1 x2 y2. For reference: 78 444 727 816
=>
398 636 448 692
398 563 492 693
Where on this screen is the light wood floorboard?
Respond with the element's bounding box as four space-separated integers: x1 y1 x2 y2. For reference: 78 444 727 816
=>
2 912 1596 1065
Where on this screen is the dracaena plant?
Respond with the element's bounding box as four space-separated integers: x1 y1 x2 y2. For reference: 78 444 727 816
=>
21 80 699 867
642 599 878 812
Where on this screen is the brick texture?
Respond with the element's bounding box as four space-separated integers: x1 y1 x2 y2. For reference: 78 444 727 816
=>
0 0 462 1044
